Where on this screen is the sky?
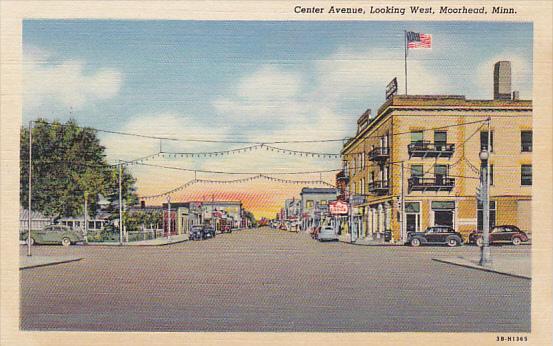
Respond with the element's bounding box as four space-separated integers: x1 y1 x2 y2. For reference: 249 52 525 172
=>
23 20 533 218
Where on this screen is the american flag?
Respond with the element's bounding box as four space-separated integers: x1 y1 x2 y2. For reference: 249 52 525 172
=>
406 31 432 49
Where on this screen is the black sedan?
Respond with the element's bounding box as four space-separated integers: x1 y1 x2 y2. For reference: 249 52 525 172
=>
406 226 464 247
189 225 205 241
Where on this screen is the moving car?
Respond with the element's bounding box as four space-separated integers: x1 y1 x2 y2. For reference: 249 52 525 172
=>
468 225 529 246
189 225 204 241
20 224 83 246
406 226 463 247
317 226 338 242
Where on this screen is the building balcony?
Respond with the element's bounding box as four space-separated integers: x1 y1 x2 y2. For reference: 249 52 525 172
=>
368 180 390 195
408 142 455 158
408 176 455 192
368 147 390 162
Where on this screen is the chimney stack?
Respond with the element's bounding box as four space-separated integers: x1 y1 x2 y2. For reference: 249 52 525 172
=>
494 61 511 100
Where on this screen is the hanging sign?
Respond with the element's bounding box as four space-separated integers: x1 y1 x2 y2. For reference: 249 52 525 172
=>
329 200 349 215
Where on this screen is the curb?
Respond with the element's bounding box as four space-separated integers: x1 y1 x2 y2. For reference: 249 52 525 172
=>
20 257 82 270
337 239 400 247
432 258 531 280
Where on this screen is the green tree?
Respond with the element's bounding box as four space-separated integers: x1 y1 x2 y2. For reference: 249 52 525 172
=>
20 119 137 219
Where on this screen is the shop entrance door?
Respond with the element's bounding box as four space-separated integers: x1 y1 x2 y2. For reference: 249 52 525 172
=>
406 214 420 233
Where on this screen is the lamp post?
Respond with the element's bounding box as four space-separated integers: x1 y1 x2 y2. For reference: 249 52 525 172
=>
479 138 492 266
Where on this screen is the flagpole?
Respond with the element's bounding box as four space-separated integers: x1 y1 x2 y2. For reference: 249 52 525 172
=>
404 30 408 95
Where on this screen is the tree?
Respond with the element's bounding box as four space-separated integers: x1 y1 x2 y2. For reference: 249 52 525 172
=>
20 119 137 219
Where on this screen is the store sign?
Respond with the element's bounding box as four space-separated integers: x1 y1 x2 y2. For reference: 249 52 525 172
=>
385 77 398 100
329 200 349 215
350 195 366 206
431 201 455 210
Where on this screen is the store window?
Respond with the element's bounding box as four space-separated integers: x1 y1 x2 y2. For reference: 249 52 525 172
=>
306 200 314 209
521 131 532 152
477 200 496 230
521 165 532 185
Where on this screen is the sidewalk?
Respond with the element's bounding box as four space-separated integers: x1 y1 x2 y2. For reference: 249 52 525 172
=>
20 255 82 270
86 234 189 247
337 234 399 246
432 255 531 279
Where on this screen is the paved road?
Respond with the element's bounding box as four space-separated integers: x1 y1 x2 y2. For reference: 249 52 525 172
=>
20 227 530 332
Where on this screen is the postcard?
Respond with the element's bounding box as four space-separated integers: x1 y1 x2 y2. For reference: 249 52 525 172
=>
1 1 551 345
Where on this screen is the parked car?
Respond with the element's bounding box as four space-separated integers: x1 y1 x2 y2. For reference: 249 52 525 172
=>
220 225 232 234
203 226 216 239
406 226 463 247
189 225 204 241
20 224 83 246
468 225 529 246
317 226 338 242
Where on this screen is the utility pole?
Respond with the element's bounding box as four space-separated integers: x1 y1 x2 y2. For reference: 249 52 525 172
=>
27 121 32 257
84 191 88 244
479 118 492 266
119 162 123 245
400 161 405 244
167 196 171 241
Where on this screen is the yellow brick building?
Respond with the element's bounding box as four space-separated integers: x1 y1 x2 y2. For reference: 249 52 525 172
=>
341 95 532 243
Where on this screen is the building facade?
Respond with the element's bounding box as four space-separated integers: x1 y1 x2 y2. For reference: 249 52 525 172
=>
299 187 338 231
342 81 531 243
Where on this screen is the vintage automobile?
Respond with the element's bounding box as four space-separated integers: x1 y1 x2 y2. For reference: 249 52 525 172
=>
468 225 529 246
189 225 205 241
406 226 464 247
203 226 216 239
317 226 338 242
20 224 84 246
220 224 232 234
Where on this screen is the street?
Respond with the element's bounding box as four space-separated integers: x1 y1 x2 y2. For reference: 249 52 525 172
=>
20 227 530 332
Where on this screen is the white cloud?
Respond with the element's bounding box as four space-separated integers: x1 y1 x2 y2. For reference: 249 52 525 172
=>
23 46 123 111
474 54 532 99
315 47 454 101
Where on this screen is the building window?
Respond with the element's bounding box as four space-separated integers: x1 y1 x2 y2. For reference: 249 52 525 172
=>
306 200 314 209
411 131 423 144
521 131 532 152
434 131 447 148
490 164 494 185
480 131 494 152
477 201 496 231
521 165 532 185
411 164 423 178
319 200 328 206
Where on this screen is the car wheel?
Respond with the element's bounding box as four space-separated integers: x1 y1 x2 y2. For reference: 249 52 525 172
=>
475 237 483 247
447 238 459 247
28 237 35 246
61 237 71 247
410 238 421 247
512 237 522 246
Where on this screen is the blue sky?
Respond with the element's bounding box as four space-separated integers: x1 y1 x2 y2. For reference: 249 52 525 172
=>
22 20 533 213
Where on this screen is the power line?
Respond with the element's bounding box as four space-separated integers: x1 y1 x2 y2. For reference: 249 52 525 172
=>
129 161 342 175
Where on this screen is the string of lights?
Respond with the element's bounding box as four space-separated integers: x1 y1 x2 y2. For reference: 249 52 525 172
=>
139 174 335 200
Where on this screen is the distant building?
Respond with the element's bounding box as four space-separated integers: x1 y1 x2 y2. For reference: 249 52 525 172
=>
299 187 337 230
494 61 511 100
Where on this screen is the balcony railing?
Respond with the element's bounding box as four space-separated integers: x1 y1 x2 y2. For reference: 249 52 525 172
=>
368 147 390 161
408 176 455 192
408 141 455 158
368 180 390 195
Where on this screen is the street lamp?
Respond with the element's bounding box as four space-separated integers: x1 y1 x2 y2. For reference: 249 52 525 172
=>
479 144 492 266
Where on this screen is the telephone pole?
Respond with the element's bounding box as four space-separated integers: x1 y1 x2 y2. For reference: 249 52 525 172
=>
27 121 33 256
